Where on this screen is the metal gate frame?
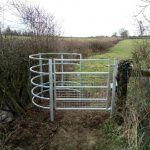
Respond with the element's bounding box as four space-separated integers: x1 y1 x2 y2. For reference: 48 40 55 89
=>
29 53 118 121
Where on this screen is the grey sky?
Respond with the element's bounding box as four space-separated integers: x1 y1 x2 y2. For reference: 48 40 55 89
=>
0 0 148 37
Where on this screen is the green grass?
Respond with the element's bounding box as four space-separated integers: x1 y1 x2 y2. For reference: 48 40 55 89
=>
91 39 135 59
63 36 120 42
91 39 150 59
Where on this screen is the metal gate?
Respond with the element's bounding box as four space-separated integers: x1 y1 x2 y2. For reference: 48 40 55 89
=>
29 53 118 121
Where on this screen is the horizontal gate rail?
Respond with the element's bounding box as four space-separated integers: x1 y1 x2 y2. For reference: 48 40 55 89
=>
29 53 118 121
55 72 109 74
55 58 110 61
56 85 108 88
56 107 111 110
56 98 107 101
53 58 116 115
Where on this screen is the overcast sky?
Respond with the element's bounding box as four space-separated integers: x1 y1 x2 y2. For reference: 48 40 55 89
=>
0 0 148 37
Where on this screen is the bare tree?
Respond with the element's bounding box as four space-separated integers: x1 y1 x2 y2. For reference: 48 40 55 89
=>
0 0 10 31
135 0 150 23
119 28 129 38
138 20 145 36
112 32 117 37
134 18 147 36
11 0 60 37
134 0 150 35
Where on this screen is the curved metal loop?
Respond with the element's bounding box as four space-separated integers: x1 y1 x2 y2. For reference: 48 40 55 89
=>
29 53 82 121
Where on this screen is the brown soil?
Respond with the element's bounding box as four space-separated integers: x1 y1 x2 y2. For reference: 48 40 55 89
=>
1 108 109 150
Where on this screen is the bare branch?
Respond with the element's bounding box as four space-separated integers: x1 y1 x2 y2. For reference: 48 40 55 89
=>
11 0 59 36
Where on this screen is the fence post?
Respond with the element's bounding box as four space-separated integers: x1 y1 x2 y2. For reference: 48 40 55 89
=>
48 59 54 121
116 59 132 124
111 60 118 117
116 60 132 111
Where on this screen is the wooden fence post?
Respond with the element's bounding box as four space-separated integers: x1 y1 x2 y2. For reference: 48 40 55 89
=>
116 59 132 124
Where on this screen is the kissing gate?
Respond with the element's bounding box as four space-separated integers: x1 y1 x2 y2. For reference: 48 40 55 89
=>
29 53 118 121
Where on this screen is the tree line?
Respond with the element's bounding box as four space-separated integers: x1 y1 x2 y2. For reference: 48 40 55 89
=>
2 26 37 36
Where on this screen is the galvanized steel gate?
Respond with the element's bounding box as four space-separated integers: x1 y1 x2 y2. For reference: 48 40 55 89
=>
29 53 118 121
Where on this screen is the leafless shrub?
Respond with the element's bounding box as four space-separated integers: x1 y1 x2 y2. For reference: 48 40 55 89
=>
60 37 121 57
0 0 62 114
89 38 119 52
121 40 150 150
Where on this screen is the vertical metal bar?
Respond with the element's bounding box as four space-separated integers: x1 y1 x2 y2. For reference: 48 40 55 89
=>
39 53 43 97
48 59 54 121
79 54 83 97
106 59 110 109
110 60 118 117
61 54 64 86
53 59 57 110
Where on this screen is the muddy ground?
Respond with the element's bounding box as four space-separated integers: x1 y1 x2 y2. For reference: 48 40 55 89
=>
0 108 109 150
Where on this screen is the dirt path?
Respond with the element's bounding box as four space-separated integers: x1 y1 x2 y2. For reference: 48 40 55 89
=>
50 110 109 150
1 108 109 150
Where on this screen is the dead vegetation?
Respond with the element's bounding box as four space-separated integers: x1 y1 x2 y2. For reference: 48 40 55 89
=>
0 109 109 150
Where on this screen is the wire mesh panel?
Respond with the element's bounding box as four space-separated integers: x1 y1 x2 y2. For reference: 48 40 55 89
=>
54 59 116 110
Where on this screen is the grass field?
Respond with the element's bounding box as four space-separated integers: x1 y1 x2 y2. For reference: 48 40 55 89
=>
91 39 135 59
